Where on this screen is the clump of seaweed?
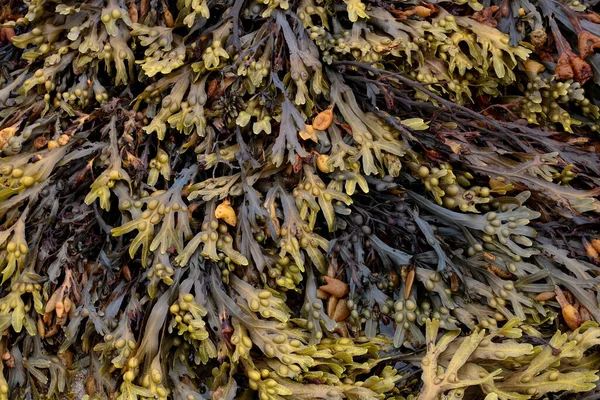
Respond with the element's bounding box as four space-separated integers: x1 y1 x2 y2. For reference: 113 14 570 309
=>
1 0 600 399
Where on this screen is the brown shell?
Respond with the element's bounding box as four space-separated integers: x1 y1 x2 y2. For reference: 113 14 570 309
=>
562 304 582 331
592 239 600 254
524 60 545 74
584 238 599 260
333 298 351 322
33 136 48 150
414 6 432 18
128 3 139 23
215 202 237 226
316 288 329 300
37 318 46 339
163 7 174 27
327 296 339 318
312 106 334 130
0 28 15 44
0 126 17 149
85 375 98 396
63 297 73 314
55 301 65 318
535 291 556 302
319 276 349 298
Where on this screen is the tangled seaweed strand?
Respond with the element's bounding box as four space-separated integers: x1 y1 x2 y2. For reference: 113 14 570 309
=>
1 0 600 398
